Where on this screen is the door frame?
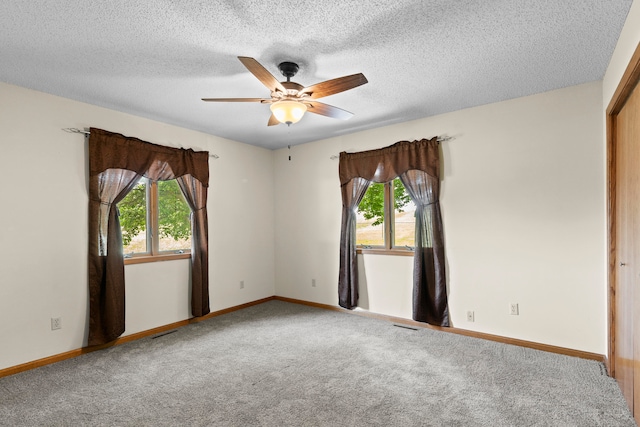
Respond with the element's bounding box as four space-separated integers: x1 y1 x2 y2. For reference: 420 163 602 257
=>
607 41 640 377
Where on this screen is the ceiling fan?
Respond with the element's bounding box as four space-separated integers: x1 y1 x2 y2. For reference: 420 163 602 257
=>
202 56 368 126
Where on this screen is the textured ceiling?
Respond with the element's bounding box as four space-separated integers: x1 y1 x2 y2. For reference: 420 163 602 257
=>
0 1 633 149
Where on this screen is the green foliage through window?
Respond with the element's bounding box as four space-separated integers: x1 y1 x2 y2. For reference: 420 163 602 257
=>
158 180 191 243
119 180 147 247
356 178 416 248
357 179 412 226
117 178 192 254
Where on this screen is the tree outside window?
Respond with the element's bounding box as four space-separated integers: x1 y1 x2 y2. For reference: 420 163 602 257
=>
356 177 415 250
118 178 191 257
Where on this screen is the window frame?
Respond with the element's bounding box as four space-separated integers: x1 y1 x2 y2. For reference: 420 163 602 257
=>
356 180 414 257
122 178 191 265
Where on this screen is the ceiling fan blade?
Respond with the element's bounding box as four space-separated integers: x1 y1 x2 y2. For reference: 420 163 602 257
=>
238 56 287 93
306 101 354 120
201 97 268 102
300 73 368 99
268 114 280 126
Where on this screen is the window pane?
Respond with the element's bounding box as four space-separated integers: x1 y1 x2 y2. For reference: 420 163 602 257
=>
118 178 148 255
158 180 192 252
356 182 385 246
393 178 415 248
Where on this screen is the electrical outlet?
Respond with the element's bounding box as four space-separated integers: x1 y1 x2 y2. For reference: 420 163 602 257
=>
51 317 62 330
312 279 316 287
509 303 519 315
466 311 474 322
239 280 245 289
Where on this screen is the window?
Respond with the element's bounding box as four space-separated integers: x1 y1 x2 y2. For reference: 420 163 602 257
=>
118 178 191 263
356 177 415 254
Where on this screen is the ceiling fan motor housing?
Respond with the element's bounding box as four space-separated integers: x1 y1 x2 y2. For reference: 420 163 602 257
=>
278 61 299 80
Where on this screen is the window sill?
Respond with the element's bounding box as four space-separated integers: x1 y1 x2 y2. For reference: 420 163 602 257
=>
124 252 191 265
356 248 414 257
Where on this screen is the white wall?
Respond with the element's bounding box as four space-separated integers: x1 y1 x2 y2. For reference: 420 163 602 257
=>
274 81 606 354
0 82 275 370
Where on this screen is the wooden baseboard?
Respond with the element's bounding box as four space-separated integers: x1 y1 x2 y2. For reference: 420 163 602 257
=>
0 296 275 379
1 294 604 378
274 296 606 363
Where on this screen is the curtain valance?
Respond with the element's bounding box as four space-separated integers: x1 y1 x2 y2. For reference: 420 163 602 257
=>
339 138 439 186
89 128 209 185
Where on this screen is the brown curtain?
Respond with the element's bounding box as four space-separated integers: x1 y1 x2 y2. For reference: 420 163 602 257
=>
399 170 449 326
338 177 371 309
176 175 209 317
338 137 449 326
88 169 142 345
88 128 210 346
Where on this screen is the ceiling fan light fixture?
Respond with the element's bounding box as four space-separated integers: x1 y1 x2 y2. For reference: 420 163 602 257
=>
270 100 307 125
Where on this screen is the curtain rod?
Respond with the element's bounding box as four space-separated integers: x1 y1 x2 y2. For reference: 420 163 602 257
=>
62 128 220 159
328 135 455 160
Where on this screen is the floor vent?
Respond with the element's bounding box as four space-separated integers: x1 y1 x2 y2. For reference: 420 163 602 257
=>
393 324 418 331
151 330 178 339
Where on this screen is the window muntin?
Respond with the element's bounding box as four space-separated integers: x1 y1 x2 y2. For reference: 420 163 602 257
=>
118 177 191 259
356 178 415 253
